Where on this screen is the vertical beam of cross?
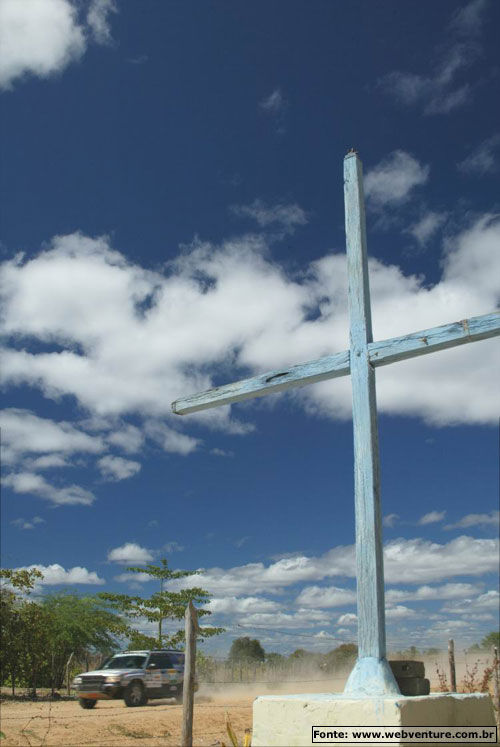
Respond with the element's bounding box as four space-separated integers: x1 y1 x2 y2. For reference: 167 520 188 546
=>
171 151 499 695
343 151 399 695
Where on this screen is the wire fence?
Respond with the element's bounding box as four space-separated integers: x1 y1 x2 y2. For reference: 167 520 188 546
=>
1 703 253 721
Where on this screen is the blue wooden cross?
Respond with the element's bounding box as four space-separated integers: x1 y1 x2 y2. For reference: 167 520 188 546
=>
172 151 500 696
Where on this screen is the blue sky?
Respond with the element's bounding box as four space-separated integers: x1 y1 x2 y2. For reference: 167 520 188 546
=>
0 0 499 656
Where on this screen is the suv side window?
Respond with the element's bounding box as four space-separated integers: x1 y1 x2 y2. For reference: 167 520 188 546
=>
148 653 172 669
169 653 184 668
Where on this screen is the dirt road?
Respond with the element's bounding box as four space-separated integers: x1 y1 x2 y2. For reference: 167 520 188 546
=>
2 665 495 746
0 693 250 746
0 682 341 747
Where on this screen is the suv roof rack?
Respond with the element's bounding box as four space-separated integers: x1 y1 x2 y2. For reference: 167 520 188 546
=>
121 649 184 654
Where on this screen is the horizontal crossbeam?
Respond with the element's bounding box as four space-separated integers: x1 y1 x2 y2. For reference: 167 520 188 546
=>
369 311 499 367
172 350 351 414
171 310 499 415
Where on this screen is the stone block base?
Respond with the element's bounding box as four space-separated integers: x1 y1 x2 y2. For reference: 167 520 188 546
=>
252 692 496 746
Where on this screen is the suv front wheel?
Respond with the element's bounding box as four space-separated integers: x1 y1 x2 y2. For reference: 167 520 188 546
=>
124 680 147 707
79 698 97 709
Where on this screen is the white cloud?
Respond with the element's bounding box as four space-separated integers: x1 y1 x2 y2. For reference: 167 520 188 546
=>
295 585 357 608
0 0 85 89
259 88 288 134
3 471 95 505
379 0 488 115
171 548 355 596
383 513 399 528
259 88 286 114
169 535 498 596
380 61 470 116
460 612 494 622
313 631 338 640
11 516 45 530
114 571 152 584
231 200 308 234
17 562 104 585
423 619 471 633
107 542 154 565
386 582 482 603
86 0 116 44
407 212 447 247
364 151 429 209
418 510 446 525
450 0 488 36
207 596 280 615
144 420 199 455
337 613 357 626
234 536 250 549
444 510 500 530
29 454 69 469
98 455 141 481
210 448 234 458
0 0 118 91
106 424 144 454
383 536 498 584
297 581 482 609
163 540 184 554
458 133 500 175
385 605 417 620
0 409 105 465
441 589 499 614
1 215 499 435
239 608 331 630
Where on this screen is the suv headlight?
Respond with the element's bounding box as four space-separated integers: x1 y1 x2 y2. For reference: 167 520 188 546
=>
104 675 121 683
73 677 82 685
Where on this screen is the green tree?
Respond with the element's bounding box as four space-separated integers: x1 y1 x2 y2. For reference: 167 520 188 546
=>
18 600 53 696
467 634 500 654
0 568 43 592
0 568 43 694
196 650 216 681
228 637 265 663
480 631 500 650
323 643 358 673
288 648 308 660
41 593 129 690
1 569 131 694
127 630 158 650
98 558 223 648
265 652 285 665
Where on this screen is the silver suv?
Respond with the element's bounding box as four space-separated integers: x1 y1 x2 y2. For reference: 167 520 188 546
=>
73 649 192 708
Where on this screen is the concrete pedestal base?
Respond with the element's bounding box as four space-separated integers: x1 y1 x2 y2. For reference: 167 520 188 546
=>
252 692 496 746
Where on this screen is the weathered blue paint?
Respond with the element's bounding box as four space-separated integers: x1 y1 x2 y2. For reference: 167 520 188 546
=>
369 312 500 368
343 151 398 695
171 151 499 697
171 349 350 415
344 656 400 696
171 311 500 415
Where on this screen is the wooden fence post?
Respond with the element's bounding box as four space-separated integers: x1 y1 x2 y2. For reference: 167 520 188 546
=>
66 652 74 696
448 639 456 692
493 647 499 720
181 601 198 747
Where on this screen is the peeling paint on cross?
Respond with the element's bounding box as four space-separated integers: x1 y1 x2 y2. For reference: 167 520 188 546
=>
172 152 500 696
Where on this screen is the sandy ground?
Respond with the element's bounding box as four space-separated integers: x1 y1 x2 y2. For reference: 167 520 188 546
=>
1 661 497 747
0 681 345 747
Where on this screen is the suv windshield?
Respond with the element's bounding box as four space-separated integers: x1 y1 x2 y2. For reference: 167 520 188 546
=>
102 655 146 670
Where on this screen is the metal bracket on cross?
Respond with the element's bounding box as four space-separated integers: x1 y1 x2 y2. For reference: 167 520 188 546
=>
171 151 500 696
